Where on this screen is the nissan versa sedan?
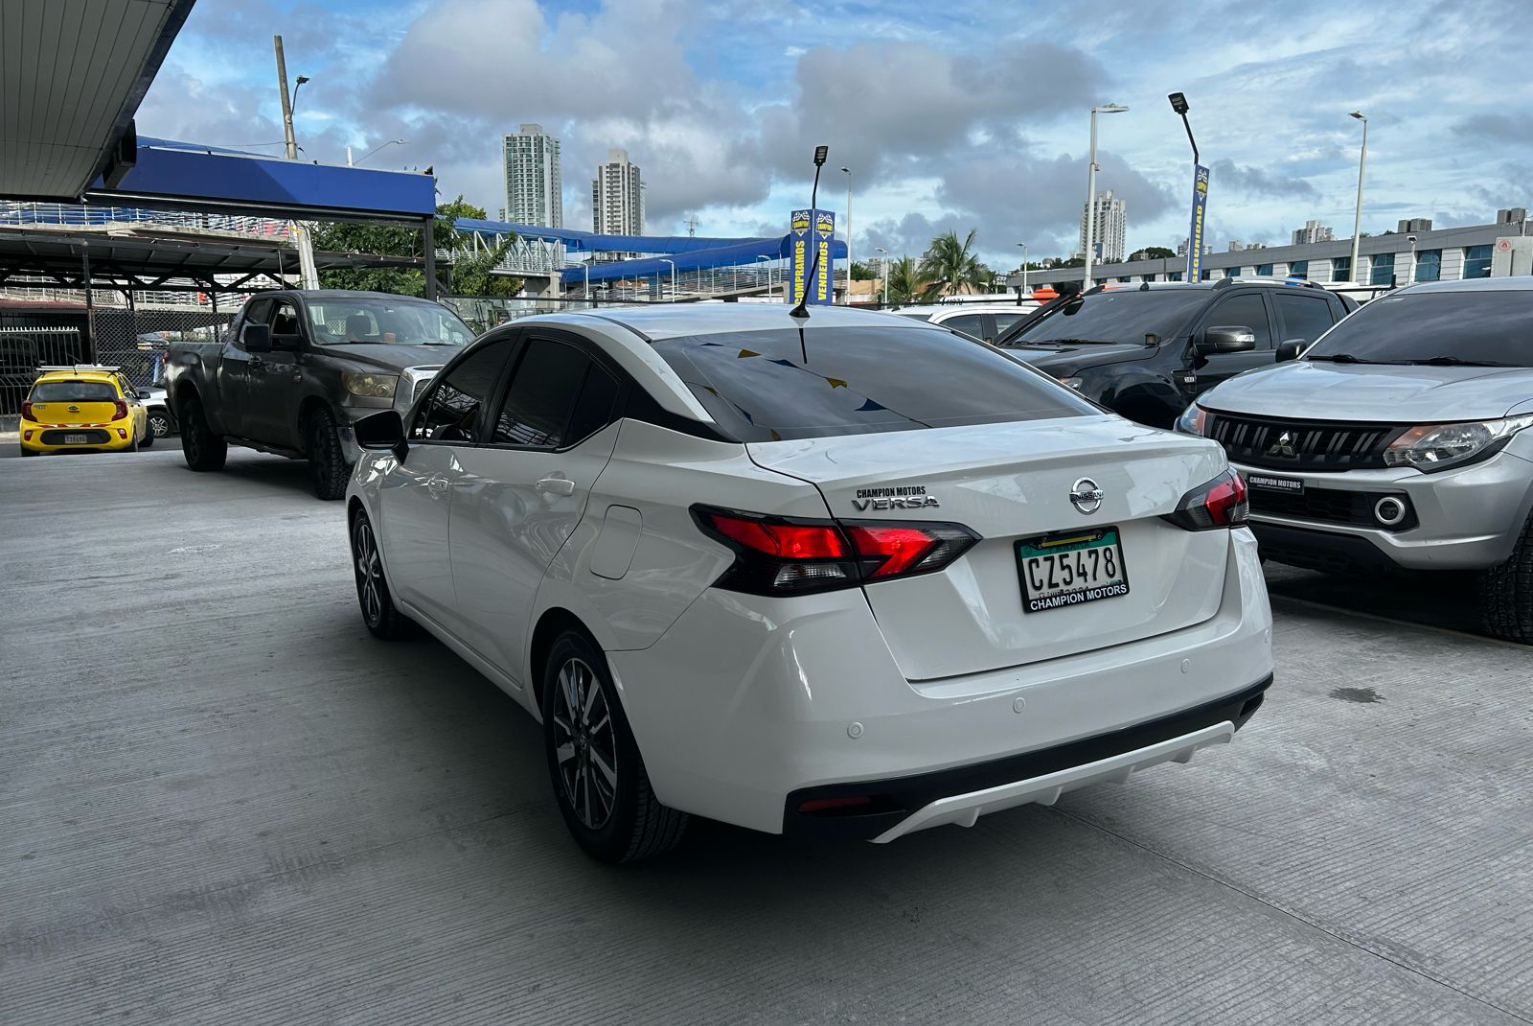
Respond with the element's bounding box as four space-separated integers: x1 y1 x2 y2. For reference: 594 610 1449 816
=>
1178 277 1533 642
346 305 1274 863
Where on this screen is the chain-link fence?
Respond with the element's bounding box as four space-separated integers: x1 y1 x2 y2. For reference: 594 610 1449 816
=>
96 305 237 389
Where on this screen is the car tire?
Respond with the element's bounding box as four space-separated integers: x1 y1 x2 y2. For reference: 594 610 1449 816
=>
541 630 687 864
148 410 172 438
127 433 139 453
306 406 349 501
139 424 155 448
19 446 36 457
350 509 411 640
1480 511 1533 644
180 395 227 472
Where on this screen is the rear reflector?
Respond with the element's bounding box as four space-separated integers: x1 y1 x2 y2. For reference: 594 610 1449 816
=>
1161 470 1250 531
693 506 980 596
797 796 875 814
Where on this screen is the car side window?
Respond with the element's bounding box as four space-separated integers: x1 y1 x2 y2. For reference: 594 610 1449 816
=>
491 337 615 449
271 300 302 339
942 313 985 339
1204 293 1272 349
410 340 513 444
1273 292 1336 346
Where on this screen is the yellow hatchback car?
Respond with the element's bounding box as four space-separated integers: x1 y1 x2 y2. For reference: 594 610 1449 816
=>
19 365 153 456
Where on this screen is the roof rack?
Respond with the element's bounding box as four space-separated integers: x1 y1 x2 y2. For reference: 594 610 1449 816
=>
1211 275 1324 290
38 364 120 373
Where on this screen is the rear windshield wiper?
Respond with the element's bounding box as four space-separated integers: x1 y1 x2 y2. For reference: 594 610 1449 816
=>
1406 355 1508 367
1305 353 1377 363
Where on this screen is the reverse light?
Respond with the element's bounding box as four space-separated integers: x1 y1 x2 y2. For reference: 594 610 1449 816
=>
1383 414 1533 473
693 507 980 596
1175 404 1207 436
1161 470 1249 531
342 371 400 398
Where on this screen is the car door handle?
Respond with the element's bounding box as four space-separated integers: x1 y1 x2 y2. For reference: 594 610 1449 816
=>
426 473 451 496
536 475 576 497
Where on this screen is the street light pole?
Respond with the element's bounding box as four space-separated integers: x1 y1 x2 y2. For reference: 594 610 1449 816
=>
1016 242 1028 298
875 246 888 306
1083 104 1128 290
1349 111 1368 284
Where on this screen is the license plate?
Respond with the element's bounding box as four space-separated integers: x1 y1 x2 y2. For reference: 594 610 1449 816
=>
65 433 87 444
1246 474 1304 495
1017 526 1130 613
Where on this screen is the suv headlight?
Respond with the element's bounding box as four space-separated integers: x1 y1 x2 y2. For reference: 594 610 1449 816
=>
342 371 399 398
1384 414 1533 472
1175 404 1208 436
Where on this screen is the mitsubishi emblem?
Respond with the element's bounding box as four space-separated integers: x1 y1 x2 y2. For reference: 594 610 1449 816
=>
1266 431 1298 458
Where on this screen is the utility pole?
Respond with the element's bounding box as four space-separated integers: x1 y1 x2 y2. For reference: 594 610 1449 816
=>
1349 111 1369 284
274 35 318 289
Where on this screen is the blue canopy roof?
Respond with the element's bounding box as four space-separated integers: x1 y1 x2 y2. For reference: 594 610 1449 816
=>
85 137 438 223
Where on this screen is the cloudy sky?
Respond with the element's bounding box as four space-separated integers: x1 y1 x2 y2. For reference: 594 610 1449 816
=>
139 0 1533 268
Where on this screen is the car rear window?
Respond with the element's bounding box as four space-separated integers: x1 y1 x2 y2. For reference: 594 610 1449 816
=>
650 326 1096 442
1305 290 1532 366
30 380 117 402
1004 289 1210 346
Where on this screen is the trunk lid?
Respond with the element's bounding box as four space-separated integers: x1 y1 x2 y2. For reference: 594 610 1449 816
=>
748 416 1231 680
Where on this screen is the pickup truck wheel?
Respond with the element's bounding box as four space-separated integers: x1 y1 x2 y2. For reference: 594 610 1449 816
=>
306 407 348 501
180 395 227 471
1480 511 1533 644
350 510 411 640
542 630 688 864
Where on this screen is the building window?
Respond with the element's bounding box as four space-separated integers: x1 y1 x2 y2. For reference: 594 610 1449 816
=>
1414 250 1441 282
1370 253 1394 286
1201 267 1215 280
1289 260 1308 279
1257 263 1273 276
1169 271 1183 281
1464 245 1492 278
1331 256 1351 281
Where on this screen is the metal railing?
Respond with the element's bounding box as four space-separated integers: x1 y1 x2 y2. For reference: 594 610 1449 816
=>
0 200 290 237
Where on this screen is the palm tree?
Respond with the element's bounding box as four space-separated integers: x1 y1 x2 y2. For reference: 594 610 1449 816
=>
917 229 989 300
885 256 928 304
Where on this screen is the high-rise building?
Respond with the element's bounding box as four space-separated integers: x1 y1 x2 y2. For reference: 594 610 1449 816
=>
1079 190 1127 264
1291 219 1334 245
591 148 644 237
502 124 562 228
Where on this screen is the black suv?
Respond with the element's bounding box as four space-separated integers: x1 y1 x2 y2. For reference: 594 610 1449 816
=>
996 279 1355 428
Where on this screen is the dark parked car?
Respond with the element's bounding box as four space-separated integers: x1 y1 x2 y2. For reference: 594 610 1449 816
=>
995 279 1355 428
163 290 474 498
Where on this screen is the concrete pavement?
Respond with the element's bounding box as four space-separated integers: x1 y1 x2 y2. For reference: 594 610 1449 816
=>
2 448 1530 1024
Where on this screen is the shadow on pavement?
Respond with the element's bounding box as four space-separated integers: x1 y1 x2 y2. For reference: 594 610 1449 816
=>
1263 561 1487 637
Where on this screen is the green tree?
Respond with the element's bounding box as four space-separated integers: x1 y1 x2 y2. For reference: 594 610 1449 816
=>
917 229 989 300
885 256 928 304
1130 246 1176 261
849 260 879 281
310 197 522 297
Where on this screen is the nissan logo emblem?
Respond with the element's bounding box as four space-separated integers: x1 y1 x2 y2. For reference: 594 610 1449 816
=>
1070 477 1104 515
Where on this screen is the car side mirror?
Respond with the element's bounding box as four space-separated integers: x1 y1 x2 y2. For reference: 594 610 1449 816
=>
243 323 272 353
1196 325 1257 354
356 410 408 461
137 388 152 399
1275 339 1305 363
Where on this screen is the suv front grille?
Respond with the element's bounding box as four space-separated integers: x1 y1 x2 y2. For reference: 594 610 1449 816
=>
1208 413 1405 472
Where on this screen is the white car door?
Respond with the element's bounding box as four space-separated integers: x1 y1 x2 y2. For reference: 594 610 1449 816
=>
379 337 516 630
449 331 623 681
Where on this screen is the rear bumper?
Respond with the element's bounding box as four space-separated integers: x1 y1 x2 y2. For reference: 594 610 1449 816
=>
785 676 1269 842
19 423 135 452
608 528 1273 837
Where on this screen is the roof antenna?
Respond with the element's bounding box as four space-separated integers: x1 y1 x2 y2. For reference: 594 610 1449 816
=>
789 144 830 327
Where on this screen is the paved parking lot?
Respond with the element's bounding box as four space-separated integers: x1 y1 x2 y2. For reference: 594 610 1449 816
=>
4 448 1531 1025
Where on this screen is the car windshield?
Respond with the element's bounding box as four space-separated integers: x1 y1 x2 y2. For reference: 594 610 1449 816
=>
1305 290 1533 366
1002 289 1211 346
306 298 474 347
650 326 1097 442
30 380 117 402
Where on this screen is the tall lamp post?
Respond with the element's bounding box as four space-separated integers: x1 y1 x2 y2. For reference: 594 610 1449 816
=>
1083 103 1129 289
1349 111 1368 284
1016 242 1028 299
875 246 888 306
660 258 675 300
840 167 853 302
1168 91 1205 283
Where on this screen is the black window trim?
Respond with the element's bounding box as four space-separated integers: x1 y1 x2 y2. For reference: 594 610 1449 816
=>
479 328 629 455
407 329 523 448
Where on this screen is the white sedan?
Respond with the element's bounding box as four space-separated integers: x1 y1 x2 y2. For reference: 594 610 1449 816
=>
346 305 1273 863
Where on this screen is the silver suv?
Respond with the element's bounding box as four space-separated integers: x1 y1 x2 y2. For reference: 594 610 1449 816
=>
1177 277 1533 642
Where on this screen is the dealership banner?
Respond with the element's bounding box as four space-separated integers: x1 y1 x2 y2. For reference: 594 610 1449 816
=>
1186 164 1209 282
790 208 835 304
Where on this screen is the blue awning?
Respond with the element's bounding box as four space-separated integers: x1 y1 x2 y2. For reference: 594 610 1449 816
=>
86 137 438 223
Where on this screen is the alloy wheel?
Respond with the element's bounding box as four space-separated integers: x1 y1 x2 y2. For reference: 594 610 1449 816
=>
150 413 170 437
353 518 384 625
552 658 618 830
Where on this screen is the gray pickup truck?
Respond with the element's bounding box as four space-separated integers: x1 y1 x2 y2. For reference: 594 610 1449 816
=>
164 290 474 498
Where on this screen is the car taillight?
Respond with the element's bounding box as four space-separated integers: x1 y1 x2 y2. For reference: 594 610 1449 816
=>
113 400 128 421
21 400 34 421
692 506 979 595
1161 470 1249 530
